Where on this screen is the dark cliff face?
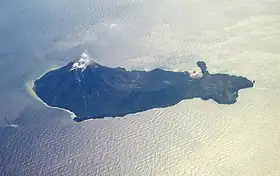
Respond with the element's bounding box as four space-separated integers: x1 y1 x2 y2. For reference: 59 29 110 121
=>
33 60 254 122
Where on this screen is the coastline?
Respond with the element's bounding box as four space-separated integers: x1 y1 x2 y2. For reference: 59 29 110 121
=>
26 61 255 122
25 70 78 120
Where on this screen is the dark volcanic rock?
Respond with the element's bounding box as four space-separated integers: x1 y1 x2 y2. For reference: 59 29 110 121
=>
33 58 254 122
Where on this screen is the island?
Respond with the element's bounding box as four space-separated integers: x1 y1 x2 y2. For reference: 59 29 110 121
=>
32 54 255 122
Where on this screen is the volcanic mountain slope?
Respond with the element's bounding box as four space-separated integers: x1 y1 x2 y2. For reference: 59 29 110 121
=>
33 55 255 121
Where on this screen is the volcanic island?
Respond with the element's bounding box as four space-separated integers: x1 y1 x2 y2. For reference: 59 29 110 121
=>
32 54 255 122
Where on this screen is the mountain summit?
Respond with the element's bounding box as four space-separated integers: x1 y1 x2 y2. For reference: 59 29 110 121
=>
33 58 255 122
70 52 100 71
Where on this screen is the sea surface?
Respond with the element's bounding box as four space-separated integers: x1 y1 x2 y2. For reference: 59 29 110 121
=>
1 0 280 175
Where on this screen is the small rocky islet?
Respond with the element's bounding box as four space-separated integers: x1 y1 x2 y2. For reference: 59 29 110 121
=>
33 55 255 122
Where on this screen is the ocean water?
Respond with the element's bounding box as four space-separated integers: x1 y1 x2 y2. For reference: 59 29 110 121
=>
0 0 280 175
